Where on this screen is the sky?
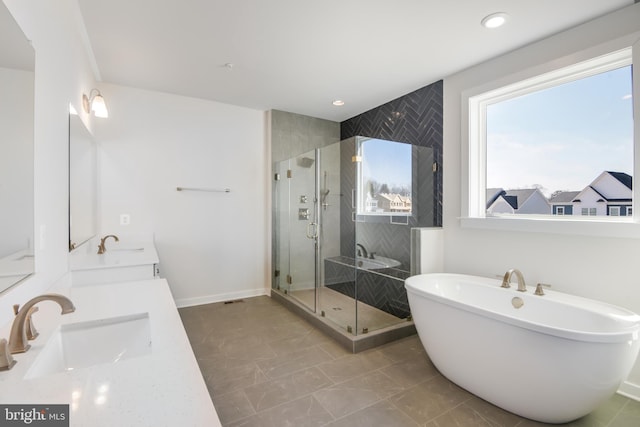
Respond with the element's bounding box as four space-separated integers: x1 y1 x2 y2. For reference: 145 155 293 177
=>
361 138 412 190
486 65 633 196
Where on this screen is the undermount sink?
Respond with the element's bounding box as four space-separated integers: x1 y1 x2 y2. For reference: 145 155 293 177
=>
355 255 401 270
25 313 151 379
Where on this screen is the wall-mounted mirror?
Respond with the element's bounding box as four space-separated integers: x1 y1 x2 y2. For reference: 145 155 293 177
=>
0 3 35 293
69 114 97 251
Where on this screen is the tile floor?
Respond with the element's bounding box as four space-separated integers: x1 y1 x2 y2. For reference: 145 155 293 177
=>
179 296 640 427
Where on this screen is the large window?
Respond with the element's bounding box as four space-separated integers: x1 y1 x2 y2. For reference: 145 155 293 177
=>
467 47 637 228
356 138 412 215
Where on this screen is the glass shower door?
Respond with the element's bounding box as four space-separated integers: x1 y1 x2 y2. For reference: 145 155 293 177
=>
281 149 319 313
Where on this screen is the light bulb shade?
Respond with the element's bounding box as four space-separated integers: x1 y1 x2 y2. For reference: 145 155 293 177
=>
82 89 109 118
91 94 108 118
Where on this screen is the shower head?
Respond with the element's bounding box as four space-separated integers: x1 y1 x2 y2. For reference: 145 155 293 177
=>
297 157 315 168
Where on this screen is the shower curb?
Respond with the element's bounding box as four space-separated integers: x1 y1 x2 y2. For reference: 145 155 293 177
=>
271 290 416 353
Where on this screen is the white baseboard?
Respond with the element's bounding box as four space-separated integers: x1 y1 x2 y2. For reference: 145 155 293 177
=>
618 380 640 402
174 288 270 308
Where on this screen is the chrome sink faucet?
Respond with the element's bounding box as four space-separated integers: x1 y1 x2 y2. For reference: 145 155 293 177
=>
9 294 75 354
97 234 119 254
356 243 368 259
501 268 526 292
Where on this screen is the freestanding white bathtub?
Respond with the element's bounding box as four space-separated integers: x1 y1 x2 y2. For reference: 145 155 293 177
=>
405 273 640 424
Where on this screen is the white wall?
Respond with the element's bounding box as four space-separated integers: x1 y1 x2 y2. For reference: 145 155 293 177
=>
0 0 98 328
94 83 268 306
443 3 640 396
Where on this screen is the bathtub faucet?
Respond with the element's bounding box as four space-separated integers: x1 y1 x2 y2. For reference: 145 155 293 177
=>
501 269 526 292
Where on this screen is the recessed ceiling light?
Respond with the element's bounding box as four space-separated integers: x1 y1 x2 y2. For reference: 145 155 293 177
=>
481 12 508 29
332 100 345 106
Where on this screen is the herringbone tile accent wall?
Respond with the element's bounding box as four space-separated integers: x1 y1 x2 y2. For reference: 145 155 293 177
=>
341 81 443 226
336 81 443 318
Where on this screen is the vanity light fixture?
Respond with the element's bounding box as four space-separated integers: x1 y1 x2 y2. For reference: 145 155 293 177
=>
332 100 345 106
481 12 508 29
82 88 109 118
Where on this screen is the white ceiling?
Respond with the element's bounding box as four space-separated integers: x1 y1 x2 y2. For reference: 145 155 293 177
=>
77 0 633 122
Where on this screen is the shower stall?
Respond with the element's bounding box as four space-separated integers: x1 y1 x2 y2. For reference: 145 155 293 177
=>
272 136 434 350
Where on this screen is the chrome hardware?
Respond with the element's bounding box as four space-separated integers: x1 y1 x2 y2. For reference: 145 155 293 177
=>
9 294 75 354
356 243 368 259
0 339 16 371
501 268 526 292
298 208 310 220
306 222 318 239
300 195 307 203
97 234 119 254
176 187 231 193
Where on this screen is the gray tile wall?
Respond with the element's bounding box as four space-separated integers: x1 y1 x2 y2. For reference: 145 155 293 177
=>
271 110 340 163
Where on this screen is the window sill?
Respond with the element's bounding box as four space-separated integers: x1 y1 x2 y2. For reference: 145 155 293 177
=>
459 216 640 239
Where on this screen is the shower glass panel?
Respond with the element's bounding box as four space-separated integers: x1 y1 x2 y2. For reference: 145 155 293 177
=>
316 142 355 334
273 137 432 337
273 158 290 296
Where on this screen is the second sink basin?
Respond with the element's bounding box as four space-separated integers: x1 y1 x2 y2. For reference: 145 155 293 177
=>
25 313 151 379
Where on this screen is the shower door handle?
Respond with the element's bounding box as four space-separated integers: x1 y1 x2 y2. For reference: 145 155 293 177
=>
306 222 318 239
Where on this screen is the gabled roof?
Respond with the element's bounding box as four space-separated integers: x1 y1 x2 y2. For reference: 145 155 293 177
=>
548 191 580 204
486 188 505 208
502 195 519 209
607 171 632 190
573 185 607 203
487 188 546 211
377 193 411 203
503 189 538 208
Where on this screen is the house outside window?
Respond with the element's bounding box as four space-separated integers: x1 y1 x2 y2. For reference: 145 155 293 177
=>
610 206 621 216
464 45 639 237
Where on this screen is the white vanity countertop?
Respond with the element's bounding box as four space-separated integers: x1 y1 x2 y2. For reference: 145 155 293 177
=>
0 249 34 290
0 279 221 427
69 240 159 271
